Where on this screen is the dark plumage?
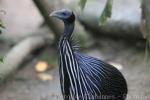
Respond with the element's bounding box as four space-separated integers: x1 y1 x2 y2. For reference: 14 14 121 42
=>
50 9 127 100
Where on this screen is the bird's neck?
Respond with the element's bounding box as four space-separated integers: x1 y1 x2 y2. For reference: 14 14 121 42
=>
63 22 74 39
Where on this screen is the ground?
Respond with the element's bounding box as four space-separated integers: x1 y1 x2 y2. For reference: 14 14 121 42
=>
0 38 150 100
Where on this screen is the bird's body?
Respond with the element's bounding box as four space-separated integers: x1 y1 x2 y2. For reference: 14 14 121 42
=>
50 9 127 100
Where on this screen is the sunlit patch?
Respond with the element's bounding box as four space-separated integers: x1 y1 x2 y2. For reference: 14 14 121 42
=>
108 62 123 70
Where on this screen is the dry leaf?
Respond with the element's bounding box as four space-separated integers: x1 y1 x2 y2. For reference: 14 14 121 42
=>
35 61 48 72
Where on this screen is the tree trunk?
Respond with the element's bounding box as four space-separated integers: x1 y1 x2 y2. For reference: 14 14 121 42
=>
33 0 64 42
0 35 52 83
76 0 142 39
33 0 142 39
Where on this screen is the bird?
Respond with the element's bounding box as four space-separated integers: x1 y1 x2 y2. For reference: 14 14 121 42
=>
50 9 127 100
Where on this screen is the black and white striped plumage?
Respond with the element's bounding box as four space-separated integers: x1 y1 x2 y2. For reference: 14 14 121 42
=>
50 9 127 100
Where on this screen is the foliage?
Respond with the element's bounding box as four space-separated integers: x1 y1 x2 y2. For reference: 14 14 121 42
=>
79 0 113 25
0 57 4 63
79 0 87 10
0 20 5 28
99 0 113 25
0 10 5 33
0 19 5 34
0 10 5 63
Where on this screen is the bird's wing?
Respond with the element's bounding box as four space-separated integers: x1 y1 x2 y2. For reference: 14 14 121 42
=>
74 52 111 95
75 53 127 98
75 52 127 97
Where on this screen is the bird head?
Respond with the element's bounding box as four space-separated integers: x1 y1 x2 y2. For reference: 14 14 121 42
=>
50 9 75 24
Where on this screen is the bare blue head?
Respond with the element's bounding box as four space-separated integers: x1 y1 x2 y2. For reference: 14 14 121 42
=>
50 9 75 38
50 9 75 24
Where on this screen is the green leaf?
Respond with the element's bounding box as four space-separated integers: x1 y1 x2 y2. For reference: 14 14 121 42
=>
0 20 5 29
99 0 113 25
0 57 4 63
79 0 87 10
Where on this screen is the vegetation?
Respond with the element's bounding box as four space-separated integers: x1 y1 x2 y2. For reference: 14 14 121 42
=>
0 11 5 63
79 0 113 25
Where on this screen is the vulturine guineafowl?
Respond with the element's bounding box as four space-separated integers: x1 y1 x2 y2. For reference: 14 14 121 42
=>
50 9 127 100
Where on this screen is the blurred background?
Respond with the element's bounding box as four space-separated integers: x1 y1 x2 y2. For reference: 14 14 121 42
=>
0 0 150 100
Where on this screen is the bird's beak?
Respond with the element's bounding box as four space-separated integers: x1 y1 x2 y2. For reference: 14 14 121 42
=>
49 11 59 17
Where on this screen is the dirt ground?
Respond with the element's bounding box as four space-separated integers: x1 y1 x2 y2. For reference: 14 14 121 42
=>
0 38 150 100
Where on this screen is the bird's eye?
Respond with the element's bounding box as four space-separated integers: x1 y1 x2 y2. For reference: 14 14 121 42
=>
62 12 66 16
